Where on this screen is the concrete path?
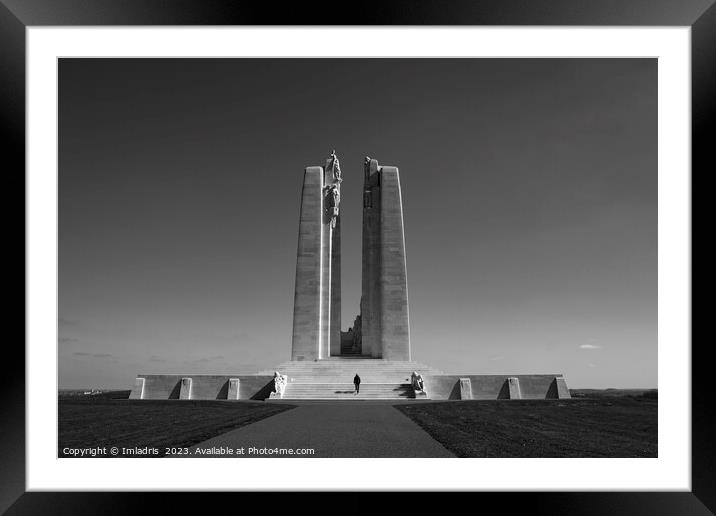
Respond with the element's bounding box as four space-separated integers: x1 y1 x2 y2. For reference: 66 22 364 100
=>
187 401 455 457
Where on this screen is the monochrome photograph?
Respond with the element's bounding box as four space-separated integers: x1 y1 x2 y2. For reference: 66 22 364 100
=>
57 57 657 459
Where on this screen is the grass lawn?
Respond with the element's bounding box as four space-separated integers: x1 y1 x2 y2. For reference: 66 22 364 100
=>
394 396 657 457
58 399 295 457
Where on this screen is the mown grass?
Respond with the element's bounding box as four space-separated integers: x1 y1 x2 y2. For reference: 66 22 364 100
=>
395 396 657 457
58 399 295 457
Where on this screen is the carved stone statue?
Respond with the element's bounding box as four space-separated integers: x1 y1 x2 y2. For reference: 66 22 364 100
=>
329 149 342 182
326 184 340 208
352 314 362 352
364 156 372 182
411 371 425 394
273 371 287 398
324 184 341 228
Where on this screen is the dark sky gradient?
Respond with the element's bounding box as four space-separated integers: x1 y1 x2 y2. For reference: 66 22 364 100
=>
59 58 656 389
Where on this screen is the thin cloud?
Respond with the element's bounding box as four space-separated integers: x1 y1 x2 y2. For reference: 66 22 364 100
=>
73 352 113 358
186 356 224 364
580 344 602 350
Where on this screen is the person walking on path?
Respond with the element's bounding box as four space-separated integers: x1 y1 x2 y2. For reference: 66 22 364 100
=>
353 373 361 395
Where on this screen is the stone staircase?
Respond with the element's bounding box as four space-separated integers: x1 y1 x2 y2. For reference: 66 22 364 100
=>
340 343 362 355
281 382 413 399
340 334 361 355
261 358 443 400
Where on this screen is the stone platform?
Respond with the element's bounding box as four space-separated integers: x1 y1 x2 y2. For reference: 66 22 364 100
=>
130 358 570 401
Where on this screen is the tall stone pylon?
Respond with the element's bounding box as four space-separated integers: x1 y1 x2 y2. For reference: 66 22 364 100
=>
291 151 342 360
290 153 410 362
360 157 411 360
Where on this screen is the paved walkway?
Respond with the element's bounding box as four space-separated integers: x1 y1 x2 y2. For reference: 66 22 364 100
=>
189 401 455 457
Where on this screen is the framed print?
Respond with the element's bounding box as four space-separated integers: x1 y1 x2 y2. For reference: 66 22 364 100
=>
3 0 713 513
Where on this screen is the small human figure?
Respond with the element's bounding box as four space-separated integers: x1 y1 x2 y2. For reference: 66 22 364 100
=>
353 373 361 395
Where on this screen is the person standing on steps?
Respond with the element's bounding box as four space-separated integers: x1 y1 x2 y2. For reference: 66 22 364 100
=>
353 373 361 395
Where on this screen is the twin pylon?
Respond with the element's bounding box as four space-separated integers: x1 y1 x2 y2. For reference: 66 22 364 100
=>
291 153 411 361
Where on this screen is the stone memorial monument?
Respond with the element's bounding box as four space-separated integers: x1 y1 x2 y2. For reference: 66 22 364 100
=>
291 154 409 362
129 152 571 401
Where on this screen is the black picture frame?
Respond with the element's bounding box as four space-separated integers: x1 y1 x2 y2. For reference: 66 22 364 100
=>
3 1 712 513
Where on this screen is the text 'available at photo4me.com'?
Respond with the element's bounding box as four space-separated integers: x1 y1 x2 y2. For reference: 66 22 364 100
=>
61 446 316 457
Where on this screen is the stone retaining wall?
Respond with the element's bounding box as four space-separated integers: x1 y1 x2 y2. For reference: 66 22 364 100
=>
422 374 570 400
129 375 274 400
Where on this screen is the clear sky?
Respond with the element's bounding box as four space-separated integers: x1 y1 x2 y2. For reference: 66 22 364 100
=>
58 58 656 389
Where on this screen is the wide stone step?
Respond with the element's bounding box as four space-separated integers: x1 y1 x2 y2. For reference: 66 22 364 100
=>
285 391 411 395
277 382 416 400
274 364 435 367
267 366 434 369
287 378 407 382
264 373 427 376
286 385 411 389
278 367 432 373
285 384 411 389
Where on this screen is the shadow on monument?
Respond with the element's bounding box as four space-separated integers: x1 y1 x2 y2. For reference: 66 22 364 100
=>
250 380 276 401
546 378 561 399
448 382 462 400
215 380 229 400
168 380 182 399
497 381 511 400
